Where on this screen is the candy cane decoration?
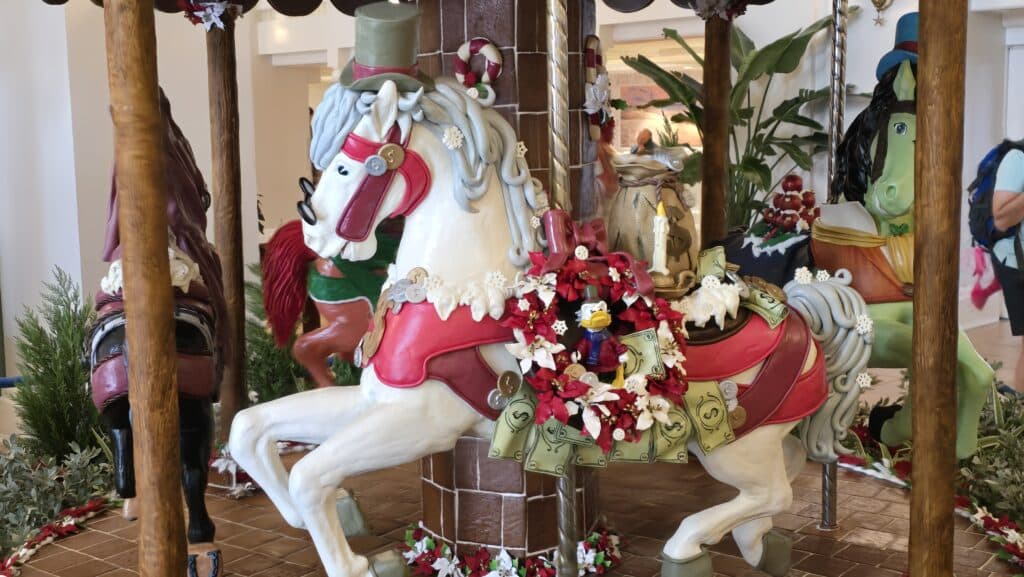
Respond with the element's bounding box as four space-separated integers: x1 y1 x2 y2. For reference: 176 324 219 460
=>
454 38 503 103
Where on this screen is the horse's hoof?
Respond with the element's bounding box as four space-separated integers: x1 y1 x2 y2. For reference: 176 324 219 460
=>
186 543 222 577
660 550 713 577
336 489 371 536
122 498 139 521
368 550 409 577
756 530 792 577
868 404 901 445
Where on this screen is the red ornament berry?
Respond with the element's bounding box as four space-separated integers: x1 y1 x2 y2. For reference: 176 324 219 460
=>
782 174 803 192
802 190 816 207
772 194 784 209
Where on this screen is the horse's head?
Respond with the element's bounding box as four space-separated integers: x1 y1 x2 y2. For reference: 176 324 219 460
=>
300 81 429 261
864 60 916 228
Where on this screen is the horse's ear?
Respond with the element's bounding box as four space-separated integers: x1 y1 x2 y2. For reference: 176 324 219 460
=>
894 60 916 102
370 81 400 139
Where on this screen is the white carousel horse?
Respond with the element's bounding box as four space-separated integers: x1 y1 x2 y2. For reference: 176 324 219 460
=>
229 78 871 577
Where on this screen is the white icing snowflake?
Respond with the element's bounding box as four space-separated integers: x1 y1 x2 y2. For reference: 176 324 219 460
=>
517 298 531 312
442 126 464 150
486 271 507 290
516 141 528 159
815 269 832 282
608 267 621 283
794 267 814 285
553 320 569 336
425 275 444 291
700 274 722 289
855 372 873 390
574 245 590 260
530 215 542 229
855 314 874 336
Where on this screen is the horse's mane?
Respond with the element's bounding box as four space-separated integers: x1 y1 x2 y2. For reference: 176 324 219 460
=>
832 63 917 204
309 78 547 266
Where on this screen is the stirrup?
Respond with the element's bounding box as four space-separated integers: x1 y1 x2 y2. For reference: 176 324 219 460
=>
660 550 713 577
755 530 792 577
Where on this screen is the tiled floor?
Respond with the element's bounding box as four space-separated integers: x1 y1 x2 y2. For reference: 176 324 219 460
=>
18 321 1024 577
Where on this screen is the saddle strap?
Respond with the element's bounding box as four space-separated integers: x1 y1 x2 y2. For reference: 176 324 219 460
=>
733 311 810 437
427 347 501 420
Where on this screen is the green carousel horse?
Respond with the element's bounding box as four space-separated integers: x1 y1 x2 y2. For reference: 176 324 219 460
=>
811 59 994 459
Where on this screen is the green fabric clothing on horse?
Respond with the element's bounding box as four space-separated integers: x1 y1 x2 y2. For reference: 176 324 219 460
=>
307 229 400 306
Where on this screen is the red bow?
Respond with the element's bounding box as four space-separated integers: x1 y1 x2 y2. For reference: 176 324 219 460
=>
541 210 654 297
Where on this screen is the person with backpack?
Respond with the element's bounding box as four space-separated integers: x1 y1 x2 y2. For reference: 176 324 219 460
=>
988 145 1024 393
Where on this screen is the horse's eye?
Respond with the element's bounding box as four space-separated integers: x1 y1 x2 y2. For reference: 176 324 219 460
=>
337 165 349 176
894 122 908 136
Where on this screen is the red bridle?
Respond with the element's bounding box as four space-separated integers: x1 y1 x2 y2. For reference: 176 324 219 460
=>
335 125 431 242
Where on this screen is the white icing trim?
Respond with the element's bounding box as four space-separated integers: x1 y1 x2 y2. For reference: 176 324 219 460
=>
741 231 808 258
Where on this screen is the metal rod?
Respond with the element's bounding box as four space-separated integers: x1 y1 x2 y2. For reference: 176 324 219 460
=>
827 0 849 203
818 461 839 530
556 467 578 577
547 0 571 213
911 4 967 576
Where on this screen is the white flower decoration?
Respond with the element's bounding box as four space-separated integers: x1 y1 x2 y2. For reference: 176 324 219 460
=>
432 555 460 577
815 269 831 282
486 271 507 291
583 73 612 117
636 395 672 431
100 260 124 295
578 383 620 440
794 267 814 285
855 314 874 336
574 245 590 260
608 267 621 283
657 321 685 369
578 542 597 576
624 374 648 395
1004 529 1024 547
553 320 569 336
194 1 229 31
971 506 991 526
700 274 722 289
506 329 566 373
484 550 517 577
530 215 542 229
855 372 873 390
519 272 558 307
442 126 464 150
517 298 531 312
516 141 528 159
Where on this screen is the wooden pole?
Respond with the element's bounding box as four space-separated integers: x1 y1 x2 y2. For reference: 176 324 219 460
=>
910 3 967 577
701 15 730 247
102 1 186 575
206 16 247 444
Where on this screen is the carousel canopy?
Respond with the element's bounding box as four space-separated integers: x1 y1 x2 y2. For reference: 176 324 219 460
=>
39 0 413 18
602 0 776 17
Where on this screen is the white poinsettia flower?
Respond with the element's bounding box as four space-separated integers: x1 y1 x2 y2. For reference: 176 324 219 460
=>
484 550 517 577
516 141 528 159
442 126 464 150
608 267 621 283
577 541 597 576
855 314 874 336
519 272 558 307
624 374 648 395
486 271 508 291
432 555 460 577
579 383 620 439
583 74 612 117
574 245 590 260
794 267 814 285
1004 529 1024 547
506 329 566 372
553 320 569 336
169 246 201 293
101 260 124 294
855 372 873 390
971 506 991 525
621 291 640 306
197 2 228 31
636 394 672 431
815 269 831 282
657 321 685 369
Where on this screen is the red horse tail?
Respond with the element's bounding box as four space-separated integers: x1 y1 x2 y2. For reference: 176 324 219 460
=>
263 220 316 347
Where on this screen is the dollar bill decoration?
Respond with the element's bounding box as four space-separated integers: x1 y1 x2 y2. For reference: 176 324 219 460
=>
620 329 665 379
696 246 727 284
741 287 789 329
683 380 735 453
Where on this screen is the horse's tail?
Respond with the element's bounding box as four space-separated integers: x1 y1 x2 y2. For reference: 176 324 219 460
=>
263 220 317 348
783 269 874 463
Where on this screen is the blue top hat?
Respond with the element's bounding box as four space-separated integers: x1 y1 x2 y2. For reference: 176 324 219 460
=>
876 12 918 81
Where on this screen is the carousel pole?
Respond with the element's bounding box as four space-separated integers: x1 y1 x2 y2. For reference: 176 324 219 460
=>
701 15 730 247
206 13 247 444
102 1 187 575
819 0 849 531
910 3 967 576
547 1 577 576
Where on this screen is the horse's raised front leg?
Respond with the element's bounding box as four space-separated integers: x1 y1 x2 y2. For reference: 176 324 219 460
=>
228 385 375 529
286 376 482 577
663 423 796 576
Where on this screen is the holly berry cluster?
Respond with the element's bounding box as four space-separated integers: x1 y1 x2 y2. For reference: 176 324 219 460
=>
759 174 820 237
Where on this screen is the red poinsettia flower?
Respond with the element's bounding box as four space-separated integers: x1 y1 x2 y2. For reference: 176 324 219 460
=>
524 557 555 577
462 548 492 577
501 293 560 343
892 460 912 480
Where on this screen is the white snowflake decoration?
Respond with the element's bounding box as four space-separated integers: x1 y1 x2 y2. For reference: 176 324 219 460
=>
855 314 874 336
608 267 621 283
700 274 722 289
855 372 873 390
794 267 814 285
574 245 590 260
516 141 528 159
442 126 464 150
530 215 542 229
467 87 481 100
553 320 569 336
815 269 832 282
486 271 507 291
517 298 531 312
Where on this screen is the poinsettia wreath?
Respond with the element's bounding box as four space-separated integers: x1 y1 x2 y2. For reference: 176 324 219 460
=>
501 238 689 453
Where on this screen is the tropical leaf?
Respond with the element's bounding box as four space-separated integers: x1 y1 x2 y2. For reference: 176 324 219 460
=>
736 157 773 190
773 140 814 170
731 25 756 71
679 151 703 186
621 55 700 109
664 28 704 68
